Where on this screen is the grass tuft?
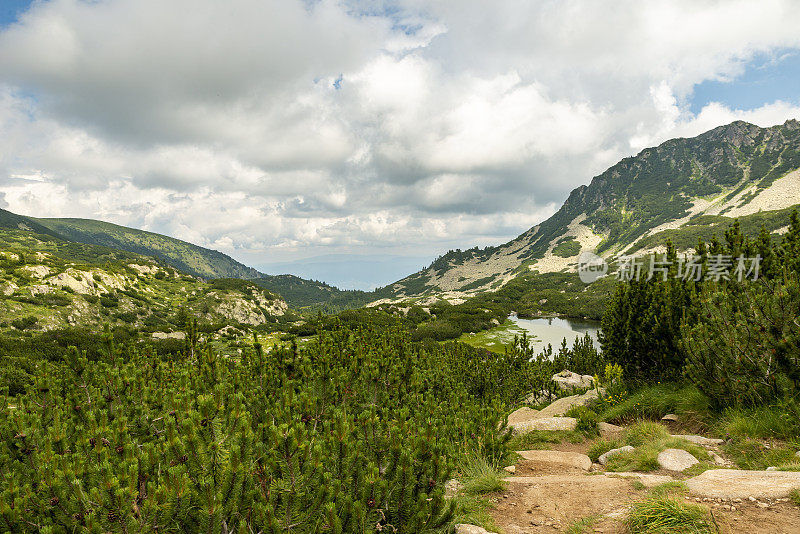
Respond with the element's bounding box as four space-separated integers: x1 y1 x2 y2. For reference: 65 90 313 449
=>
714 402 800 441
565 514 600 534
460 455 507 495
722 438 799 470
625 421 670 447
789 488 800 507
448 494 501 532
626 494 716 534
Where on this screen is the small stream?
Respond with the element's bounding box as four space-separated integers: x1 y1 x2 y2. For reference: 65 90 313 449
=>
508 314 601 354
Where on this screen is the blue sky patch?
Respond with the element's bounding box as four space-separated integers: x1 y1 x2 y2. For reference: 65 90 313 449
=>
0 0 33 28
689 50 800 114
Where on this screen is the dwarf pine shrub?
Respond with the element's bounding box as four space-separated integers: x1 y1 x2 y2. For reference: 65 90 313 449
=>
0 321 543 533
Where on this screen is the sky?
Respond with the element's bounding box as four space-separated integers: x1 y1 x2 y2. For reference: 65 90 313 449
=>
1 0 800 289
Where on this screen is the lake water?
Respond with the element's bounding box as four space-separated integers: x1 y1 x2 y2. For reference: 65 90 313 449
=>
508 315 601 354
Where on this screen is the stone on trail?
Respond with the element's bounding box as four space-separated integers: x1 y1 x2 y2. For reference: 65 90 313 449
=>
657 448 699 471
598 445 634 465
455 525 497 534
685 469 800 499
504 465 516 474
516 450 592 471
511 417 577 434
671 434 724 446
552 370 595 391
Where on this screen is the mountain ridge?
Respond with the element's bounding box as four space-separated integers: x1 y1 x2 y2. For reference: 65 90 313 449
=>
380 119 800 303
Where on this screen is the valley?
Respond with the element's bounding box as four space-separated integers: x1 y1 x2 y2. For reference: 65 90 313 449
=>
2 120 800 533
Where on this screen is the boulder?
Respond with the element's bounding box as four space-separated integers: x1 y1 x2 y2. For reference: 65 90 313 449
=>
598 445 634 465
516 450 592 471
504 465 516 474
671 434 724 446
661 414 679 422
507 407 539 426
536 388 604 418
552 370 595 391
511 417 577 434
455 525 497 534
685 469 800 499
657 449 699 472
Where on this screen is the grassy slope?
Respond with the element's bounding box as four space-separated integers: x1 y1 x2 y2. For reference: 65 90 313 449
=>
34 216 260 280
0 228 290 335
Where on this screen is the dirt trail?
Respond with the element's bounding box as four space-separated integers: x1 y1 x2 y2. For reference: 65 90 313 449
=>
488 440 800 533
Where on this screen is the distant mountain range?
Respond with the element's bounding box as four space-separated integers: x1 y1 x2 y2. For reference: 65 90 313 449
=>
0 208 361 309
3 119 799 314
382 119 800 302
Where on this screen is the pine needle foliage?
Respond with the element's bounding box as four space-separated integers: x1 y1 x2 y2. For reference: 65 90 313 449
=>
0 321 534 533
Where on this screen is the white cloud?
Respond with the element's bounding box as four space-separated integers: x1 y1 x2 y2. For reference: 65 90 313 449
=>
1 0 800 278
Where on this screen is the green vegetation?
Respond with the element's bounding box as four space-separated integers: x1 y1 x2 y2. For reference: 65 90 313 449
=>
34 215 261 279
565 514 600 534
603 423 707 473
626 496 715 534
552 236 581 257
460 455 507 495
625 482 716 534
0 321 538 532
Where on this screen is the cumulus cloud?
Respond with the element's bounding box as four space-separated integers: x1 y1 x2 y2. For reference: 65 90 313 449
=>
0 0 799 276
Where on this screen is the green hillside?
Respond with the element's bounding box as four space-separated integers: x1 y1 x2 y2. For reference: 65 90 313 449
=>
33 216 260 280
0 227 290 336
253 274 372 310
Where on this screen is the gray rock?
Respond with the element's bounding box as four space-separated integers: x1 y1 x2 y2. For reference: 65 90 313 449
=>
657 449 699 471
516 450 592 471
536 388 604 418
766 466 778 471
511 417 577 434
504 465 516 474
507 407 539 426
598 445 635 465
685 469 800 499
661 413 679 422
552 370 595 391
